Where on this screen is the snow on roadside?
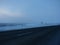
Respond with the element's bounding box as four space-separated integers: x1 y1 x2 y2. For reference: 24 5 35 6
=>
0 23 60 32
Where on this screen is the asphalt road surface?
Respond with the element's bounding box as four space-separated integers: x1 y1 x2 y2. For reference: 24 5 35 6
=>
0 25 60 45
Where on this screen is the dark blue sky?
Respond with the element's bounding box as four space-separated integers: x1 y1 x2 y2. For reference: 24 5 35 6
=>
0 0 60 24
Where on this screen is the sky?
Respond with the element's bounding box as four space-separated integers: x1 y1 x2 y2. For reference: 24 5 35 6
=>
0 0 60 24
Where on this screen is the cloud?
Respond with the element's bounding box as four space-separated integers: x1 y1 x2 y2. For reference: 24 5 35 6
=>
0 7 23 17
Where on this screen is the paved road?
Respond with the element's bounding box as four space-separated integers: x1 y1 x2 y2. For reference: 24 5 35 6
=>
0 25 60 45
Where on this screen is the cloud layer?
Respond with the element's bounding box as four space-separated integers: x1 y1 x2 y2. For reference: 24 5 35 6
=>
0 0 60 23
0 7 23 17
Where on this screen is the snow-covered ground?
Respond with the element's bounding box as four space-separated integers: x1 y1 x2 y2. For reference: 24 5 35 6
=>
0 23 60 32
